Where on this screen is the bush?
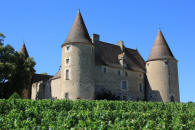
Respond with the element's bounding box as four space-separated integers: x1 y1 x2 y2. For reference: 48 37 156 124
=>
0 100 194 129
95 89 120 100
8 92 21 100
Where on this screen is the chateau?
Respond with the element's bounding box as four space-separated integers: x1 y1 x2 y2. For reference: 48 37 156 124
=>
25 11 180 102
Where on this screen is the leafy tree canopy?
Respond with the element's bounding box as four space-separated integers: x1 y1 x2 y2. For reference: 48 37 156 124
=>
0 33 36 98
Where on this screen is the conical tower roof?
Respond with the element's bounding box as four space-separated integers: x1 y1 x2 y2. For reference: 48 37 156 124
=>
147 30 175 61
64 10 92 44
20 43 29 57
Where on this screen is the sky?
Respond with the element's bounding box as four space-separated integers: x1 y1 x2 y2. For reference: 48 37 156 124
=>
0 0 194 102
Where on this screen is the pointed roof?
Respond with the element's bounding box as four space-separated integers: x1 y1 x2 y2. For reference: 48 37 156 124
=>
147 30 175 61
64 10 92 44
20 43 29 57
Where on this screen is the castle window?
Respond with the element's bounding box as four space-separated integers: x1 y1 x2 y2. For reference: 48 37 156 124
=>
147 63 149 66
66 69 70 80
121 80 128 90
65 92 69 99
125 71 128 77
65 58 70 65
164 61 168 65
118 70 120 76
66 45 71 52
104 67 106 73
170 96 175 102
139 84 143 92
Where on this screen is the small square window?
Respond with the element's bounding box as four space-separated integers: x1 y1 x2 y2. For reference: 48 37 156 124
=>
164 61 168 65
118 70 120 76
104 68 106 73
66 46 71 51
65 93 69 99
121 81 127 90
125 71 128 77
66 58 70 65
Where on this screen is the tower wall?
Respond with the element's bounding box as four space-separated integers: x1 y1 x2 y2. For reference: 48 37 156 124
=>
146 59 180 102
60 43 95 100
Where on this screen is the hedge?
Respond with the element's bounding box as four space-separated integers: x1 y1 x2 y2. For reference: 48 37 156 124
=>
0 99 194 129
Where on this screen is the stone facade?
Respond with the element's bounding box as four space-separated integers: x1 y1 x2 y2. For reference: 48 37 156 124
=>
30 11 180 102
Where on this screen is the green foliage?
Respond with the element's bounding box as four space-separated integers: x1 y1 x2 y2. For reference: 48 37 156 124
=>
0 36 36 98
8 92 21 100
40 72 48 75
0 33 5 39
0 100 194 129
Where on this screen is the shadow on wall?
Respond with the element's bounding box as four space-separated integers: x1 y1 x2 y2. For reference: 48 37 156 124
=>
95 88 120 100
145 76 163 102
35 82 51 100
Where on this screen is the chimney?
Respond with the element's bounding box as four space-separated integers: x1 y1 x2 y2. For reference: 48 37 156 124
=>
117 40 124 51
92 34 100 43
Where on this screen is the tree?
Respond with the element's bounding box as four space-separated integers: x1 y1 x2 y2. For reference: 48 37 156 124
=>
0 33 5 45
0 33 36 98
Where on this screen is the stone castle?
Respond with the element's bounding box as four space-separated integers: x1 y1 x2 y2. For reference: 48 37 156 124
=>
24 11 180 102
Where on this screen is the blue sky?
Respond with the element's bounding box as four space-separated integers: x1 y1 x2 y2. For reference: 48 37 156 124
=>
0 1 194 102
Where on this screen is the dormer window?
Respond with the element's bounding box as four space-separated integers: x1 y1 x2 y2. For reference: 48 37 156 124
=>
118 53 127 69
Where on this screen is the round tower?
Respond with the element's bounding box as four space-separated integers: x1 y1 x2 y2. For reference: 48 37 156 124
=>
60 10 95 100
146 30 180 102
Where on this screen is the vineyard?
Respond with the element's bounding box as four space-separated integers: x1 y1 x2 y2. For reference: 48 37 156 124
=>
0 99 194 129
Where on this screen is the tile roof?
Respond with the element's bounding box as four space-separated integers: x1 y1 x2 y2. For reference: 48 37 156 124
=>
32 74 53 83
64 10 92 45
147 30 175 61
20 43 29 57
95 41 146 72
50 70 61 80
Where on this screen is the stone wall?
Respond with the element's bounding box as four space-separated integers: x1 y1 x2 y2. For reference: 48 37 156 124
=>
31 80 51 99
50 78 61 99
95 65 145 101
60 43 95 100
146 59 180 102
168 60 180 102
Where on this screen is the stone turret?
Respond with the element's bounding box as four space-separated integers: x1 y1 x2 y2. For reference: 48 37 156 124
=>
20 42 29 58
60 10 95 100
146 30 180 102
19 43 30 99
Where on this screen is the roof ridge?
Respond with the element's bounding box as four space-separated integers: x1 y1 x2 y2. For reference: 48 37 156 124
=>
99 41 137 52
